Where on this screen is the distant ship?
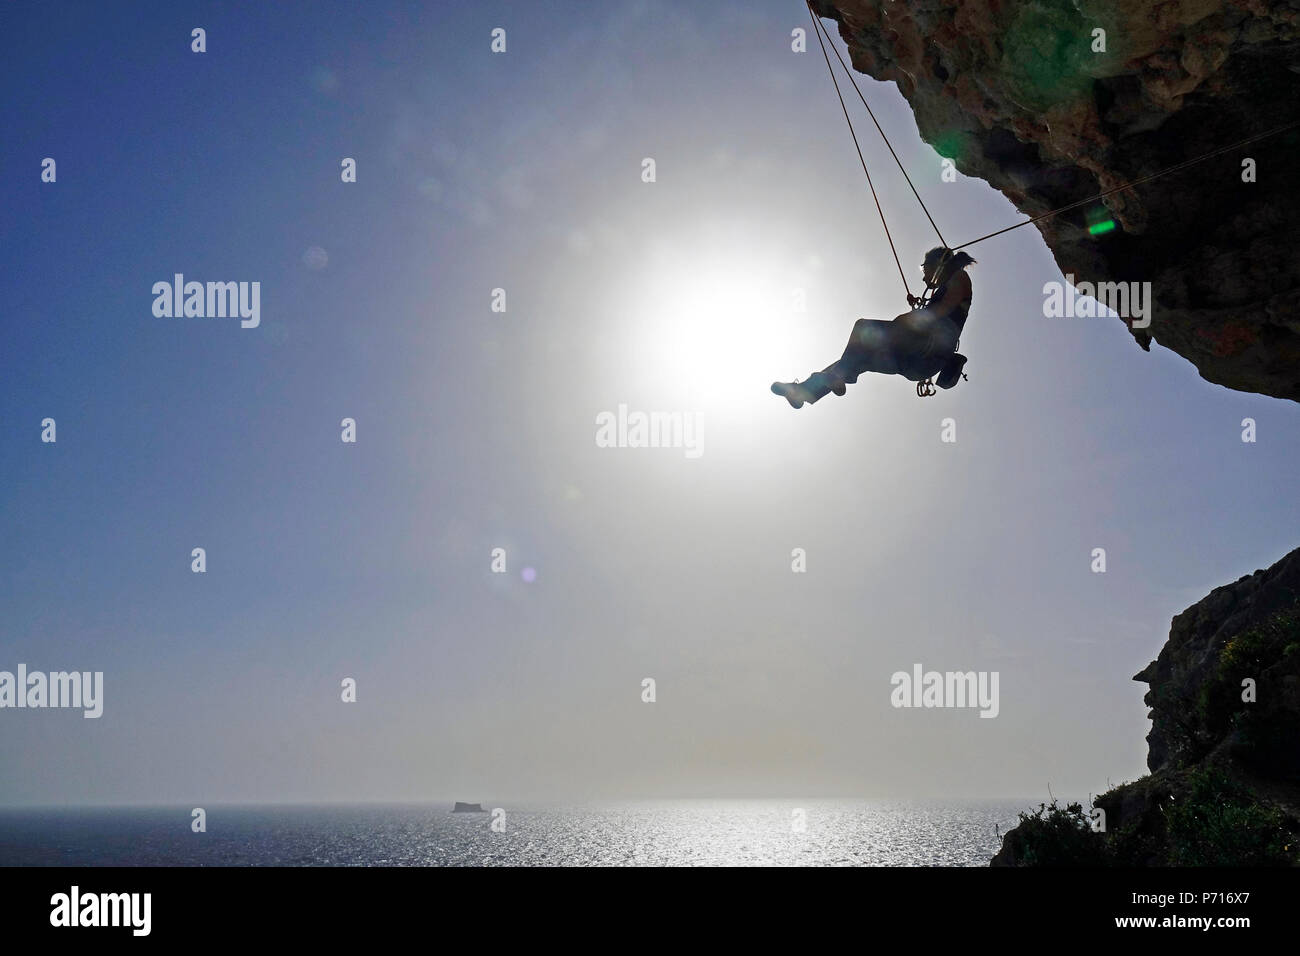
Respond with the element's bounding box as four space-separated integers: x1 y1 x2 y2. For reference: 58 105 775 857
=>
451 802 487 813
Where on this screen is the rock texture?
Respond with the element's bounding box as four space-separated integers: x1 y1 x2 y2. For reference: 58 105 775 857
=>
1137 545 1300 774
814 0 1300 400
992 546 1300 865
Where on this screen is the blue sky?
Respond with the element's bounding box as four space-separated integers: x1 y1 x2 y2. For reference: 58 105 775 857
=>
1 0 1296 806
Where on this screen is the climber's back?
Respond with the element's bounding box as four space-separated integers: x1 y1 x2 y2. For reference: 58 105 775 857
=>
922 249 975 333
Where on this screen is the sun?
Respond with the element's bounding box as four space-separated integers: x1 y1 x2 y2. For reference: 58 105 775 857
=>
624 242 822 419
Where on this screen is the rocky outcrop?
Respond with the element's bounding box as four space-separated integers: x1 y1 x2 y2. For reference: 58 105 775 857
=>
991 546 1300 865
814 0 1300 400
1137 546 1300 775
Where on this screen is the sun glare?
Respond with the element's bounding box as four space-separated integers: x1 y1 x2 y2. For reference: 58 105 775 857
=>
626 245 821 419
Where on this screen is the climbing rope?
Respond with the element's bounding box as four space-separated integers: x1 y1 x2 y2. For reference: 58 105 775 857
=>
805 4 1299 399
805 1 948 249
805 2 1300 287
948 117 1300 252
914 121 1300 323
806 0 911 299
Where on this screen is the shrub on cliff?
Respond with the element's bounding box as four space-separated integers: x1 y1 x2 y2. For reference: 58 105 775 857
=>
996 800 1109 866
1164 766 1297 866
1199 603 1300 779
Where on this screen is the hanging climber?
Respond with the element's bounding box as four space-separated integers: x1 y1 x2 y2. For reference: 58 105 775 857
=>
771 247 975 407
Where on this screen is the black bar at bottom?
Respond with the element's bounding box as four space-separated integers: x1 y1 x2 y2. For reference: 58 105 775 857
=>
2 866 1293 942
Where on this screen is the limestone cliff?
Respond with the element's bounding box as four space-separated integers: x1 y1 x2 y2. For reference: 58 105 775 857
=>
814 0 1300 400
1137 546 1300 777
991 546 1300 865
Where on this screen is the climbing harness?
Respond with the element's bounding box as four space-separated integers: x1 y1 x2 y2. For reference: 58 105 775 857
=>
914 362 969 399
805 0 1300 397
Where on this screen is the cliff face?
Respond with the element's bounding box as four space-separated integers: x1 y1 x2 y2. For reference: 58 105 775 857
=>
992 546 1300 866
1137 546 1300 775
815 0 1300 401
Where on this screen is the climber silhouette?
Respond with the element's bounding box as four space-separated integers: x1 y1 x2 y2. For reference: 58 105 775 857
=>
771 247 975 407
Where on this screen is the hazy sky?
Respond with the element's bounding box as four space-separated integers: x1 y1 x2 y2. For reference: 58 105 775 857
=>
2 0 1297 807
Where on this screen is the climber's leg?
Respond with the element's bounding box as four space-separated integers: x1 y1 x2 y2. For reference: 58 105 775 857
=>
771 314 941 408
834 318 902 383
893 310 961 382
771 380 812 408
771 371 837 408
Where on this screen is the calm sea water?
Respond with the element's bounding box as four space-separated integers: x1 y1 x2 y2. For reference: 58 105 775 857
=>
0 801 1028 866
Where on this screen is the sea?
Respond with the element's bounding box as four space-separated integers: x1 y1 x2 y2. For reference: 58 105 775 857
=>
0 800 1029 866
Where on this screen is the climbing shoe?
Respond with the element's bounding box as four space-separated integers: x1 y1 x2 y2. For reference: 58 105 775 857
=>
771 381 813 408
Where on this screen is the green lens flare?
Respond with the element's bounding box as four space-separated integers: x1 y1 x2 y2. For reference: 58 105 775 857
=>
1002 2 1096 110
932 131 964 161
